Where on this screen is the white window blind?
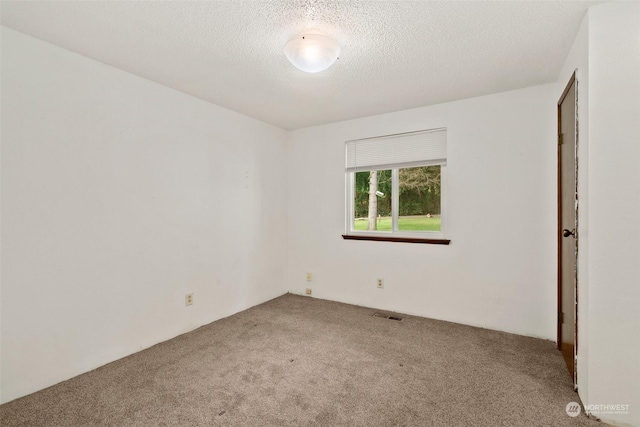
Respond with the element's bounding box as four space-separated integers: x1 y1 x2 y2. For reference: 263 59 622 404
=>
345 128 447 172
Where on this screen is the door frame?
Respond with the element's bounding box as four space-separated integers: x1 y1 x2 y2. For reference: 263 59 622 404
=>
557 71 579 389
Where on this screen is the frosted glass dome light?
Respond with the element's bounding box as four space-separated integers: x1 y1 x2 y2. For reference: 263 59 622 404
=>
284 33 340 73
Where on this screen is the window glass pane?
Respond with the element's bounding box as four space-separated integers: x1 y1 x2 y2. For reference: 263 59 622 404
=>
354 170 392 231
398 166 441 232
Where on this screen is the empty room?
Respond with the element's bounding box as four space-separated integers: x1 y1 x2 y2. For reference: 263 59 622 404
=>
1 1 638 426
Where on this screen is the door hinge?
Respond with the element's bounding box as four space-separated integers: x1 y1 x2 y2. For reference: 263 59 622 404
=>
559 312 564 324
558 133 564 146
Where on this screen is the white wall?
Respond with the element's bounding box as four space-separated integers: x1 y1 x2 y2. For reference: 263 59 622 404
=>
287 84 557 340
586 3 640 426
558 3 640 425
0 27 288 403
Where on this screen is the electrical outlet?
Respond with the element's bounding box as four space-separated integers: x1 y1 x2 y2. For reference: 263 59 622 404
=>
377 278 384 289
305 288 312 295
306 272 312 282
185 293 193 306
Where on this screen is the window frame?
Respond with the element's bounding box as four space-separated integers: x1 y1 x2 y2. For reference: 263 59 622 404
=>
344 163 448 241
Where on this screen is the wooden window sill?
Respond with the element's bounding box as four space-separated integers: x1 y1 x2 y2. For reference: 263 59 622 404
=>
341 234 451 245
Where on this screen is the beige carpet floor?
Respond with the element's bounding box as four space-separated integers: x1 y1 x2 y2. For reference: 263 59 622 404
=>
1 293 602 426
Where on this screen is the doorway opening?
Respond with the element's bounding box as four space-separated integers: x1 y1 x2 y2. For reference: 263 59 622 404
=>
557 71 578 389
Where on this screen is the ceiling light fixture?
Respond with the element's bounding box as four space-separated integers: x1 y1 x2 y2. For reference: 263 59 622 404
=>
284 33 340 73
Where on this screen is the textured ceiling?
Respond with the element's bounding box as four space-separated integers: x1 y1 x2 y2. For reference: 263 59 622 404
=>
1 1 601 130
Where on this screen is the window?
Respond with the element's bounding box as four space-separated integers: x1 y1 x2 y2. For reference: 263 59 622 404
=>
345 128 448 243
